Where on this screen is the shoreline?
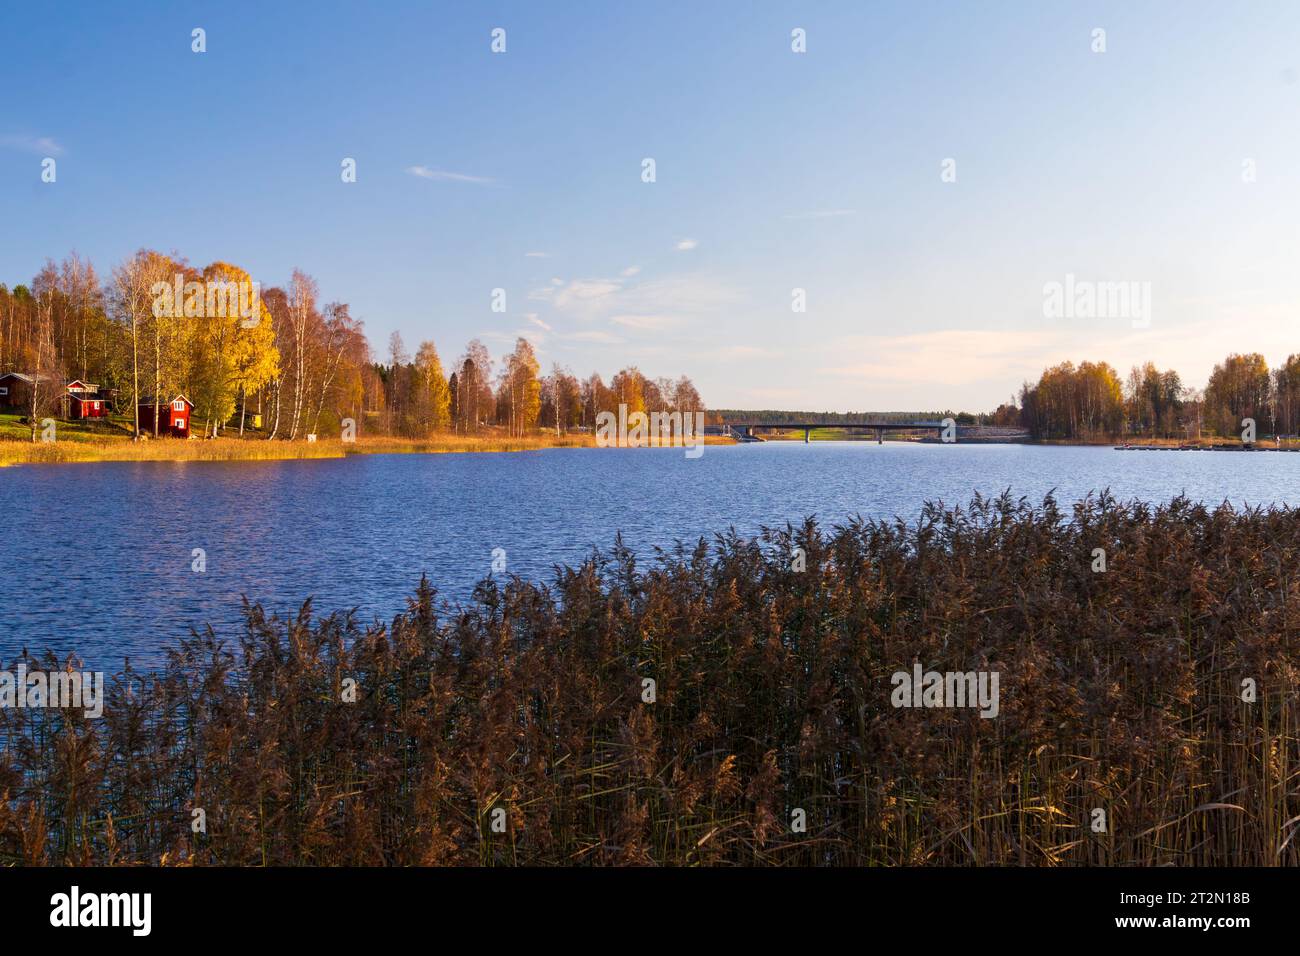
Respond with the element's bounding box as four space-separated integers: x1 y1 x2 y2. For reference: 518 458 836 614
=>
3 431 1290 467
0 433 591 466
0 432 739 467
739 433 1299 450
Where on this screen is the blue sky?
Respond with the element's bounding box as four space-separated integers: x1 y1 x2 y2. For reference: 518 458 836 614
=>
3 1 1299 411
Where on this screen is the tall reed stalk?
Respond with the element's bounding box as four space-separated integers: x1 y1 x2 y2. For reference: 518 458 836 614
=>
2 492 1297 865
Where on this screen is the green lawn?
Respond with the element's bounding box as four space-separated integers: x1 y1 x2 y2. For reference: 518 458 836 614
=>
0 412 133 443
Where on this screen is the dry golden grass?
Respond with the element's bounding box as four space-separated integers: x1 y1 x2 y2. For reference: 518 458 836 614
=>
0 437 344 466
347 433 593 455
2 492 1297 866
0 432 590 466
0 429 738 466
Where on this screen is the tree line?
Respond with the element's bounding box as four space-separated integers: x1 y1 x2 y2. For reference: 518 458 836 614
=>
0 251 704 441
1006 353 1300 441
377 330 703 439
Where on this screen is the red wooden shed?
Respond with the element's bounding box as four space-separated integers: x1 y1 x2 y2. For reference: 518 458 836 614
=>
0 372 42 410
137 395 193 437
65 381 107 419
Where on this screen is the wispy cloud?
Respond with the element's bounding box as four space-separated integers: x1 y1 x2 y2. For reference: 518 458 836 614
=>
405 166 494 184
567 329 624 344
526 314 553 332
621 265 641 277
529 278 623 310
531 272 743 339
610 313 679 331
525 251 549 258
675 238 698 251
1 134 64 156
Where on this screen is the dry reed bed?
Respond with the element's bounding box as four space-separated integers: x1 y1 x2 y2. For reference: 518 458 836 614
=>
0 433 596 466
2 492 1297 865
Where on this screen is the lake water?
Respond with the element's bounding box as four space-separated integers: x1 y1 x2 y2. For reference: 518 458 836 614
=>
2 441 1297 668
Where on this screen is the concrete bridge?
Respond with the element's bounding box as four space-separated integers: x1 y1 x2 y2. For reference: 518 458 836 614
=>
723 420 950 444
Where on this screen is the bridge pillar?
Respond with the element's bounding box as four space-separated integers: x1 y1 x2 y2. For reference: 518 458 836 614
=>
804 428 810 444
877 427 883 444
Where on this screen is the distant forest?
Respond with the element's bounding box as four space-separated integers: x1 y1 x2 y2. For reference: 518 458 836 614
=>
1008 355 1298 441
719 352 1300 442
0 252 702 440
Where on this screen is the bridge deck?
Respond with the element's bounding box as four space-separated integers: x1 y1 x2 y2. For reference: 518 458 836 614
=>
724 421 945 429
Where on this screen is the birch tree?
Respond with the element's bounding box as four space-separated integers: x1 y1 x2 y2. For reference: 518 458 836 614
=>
111 250 172 439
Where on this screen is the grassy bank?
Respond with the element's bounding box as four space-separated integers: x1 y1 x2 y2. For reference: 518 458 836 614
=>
0 436 351 465
0 414 741 466
2 493 1298 866
348 433 732 456
0 430 593 466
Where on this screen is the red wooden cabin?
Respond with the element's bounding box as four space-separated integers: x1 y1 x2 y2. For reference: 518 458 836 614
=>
137 395 193 437
65 380 107 419
0 372 38 409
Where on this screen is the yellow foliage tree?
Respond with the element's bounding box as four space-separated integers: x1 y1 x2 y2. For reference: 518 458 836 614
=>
190 262 279 436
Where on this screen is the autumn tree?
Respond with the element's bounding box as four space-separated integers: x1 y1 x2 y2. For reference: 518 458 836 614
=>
110 249 175 438
187 261 276 437
540 363 581 434
454 339 493 434
672 375 702 412
1205 353 1271 437
499 337 541 437
232 282 279 435
265 270 325 441
1018 360 1123 440
1123 362 1183 438
25 277 60 440
1274 355 1300 436
414 339 451 433
609 367 646 416
59 252 103 382
581 373 611 429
